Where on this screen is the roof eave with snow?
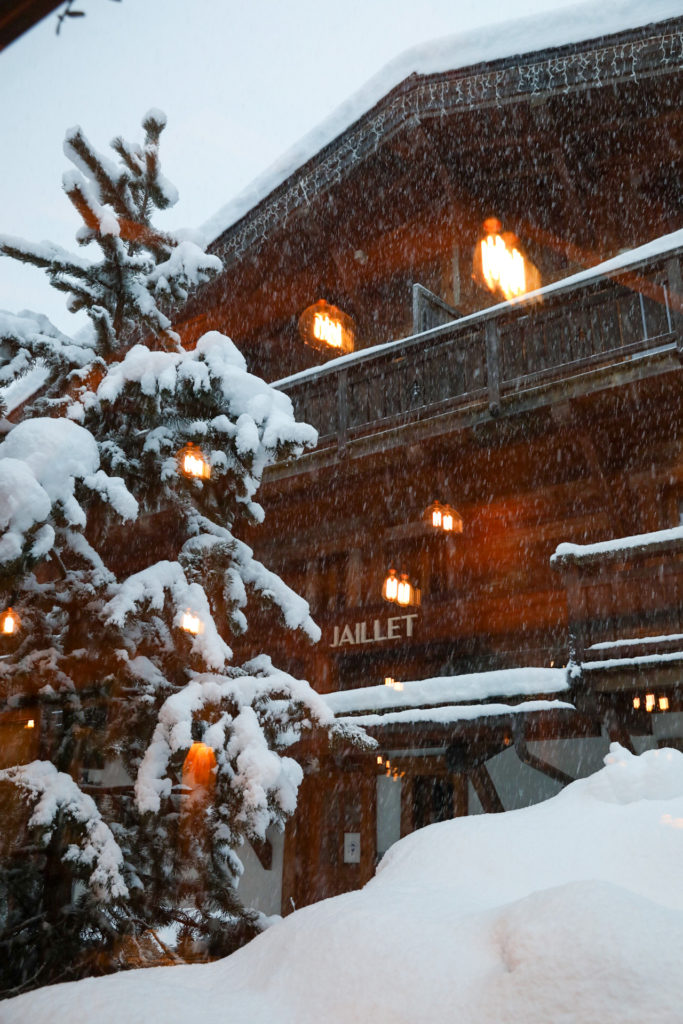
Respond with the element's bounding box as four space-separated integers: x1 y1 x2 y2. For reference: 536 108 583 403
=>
201 5 683 262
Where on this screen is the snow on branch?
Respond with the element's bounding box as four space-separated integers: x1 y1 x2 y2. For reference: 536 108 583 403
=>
0 418 137 569
236 539 321 642
135 658 337 842
103 559 232 669
0 760 128 901
92 332 317 489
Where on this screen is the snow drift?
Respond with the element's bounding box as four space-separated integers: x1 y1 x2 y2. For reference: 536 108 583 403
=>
6 743 683 1023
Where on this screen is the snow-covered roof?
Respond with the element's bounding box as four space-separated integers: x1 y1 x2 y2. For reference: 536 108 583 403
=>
324 667 569 717
337 699 574 730
552 524 683 566
275 229 683 390
583 651 683 672
200 1 683 248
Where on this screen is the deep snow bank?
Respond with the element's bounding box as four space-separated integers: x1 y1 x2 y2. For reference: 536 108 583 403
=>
6 744 683 1023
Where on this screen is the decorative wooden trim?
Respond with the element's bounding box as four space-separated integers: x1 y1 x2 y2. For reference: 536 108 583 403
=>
211 24 683 268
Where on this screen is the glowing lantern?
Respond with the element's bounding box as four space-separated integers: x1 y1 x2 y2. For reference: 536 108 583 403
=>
298 299 355 355
181 611 203 635
659 696 670 712
424 501 463 534
382 569 399 602
396 574 413 607
633 696 641 710
377 755 384 766
0 608 19 635
383 568 420 606
474 217 540 301
25 719 35 730
182 741 216 790
179 443 211 480
645 693 656 713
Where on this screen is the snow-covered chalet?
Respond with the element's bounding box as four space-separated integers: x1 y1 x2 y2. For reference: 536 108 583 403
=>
8 4 683 919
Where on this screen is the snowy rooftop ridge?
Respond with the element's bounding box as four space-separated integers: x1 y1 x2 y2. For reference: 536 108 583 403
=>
552 524 683 566
200 1 683 248
337 699 575 730
274 229 683 390
323 667 569 716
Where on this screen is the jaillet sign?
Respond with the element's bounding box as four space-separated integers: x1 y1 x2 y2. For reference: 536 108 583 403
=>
330 613 418 648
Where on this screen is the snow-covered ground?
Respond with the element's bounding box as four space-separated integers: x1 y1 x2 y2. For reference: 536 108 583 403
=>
6 743 683 1023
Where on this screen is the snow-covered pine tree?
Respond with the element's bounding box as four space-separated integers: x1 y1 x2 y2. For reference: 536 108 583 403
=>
0 110 368 992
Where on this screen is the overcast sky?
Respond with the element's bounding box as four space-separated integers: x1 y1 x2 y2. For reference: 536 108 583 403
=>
0 0 642 330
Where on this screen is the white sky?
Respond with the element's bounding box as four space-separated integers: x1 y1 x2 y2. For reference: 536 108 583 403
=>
0 0 652 331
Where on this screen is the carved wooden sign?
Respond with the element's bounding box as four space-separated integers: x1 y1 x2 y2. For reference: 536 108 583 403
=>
330 613 418 648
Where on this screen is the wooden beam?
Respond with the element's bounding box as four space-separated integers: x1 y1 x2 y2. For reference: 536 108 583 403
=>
469 765 504 813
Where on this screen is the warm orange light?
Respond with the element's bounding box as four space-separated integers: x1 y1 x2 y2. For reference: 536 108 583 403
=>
645 693 656 712
376 755 384 766
659 696 670 712
182 741 216 790
299 300 355 354
382 569 399 603
396 574 413 607
633 696 641 710
476 219 540 301
425 501 463 534
1 607 19 635
384 676 395 687
179 443 211 480
25 719 35 730
181 611 203 635
481 234 526 299
313 312 343 349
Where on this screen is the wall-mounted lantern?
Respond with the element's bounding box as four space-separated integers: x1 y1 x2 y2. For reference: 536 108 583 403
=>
425 501 463 534
298 299 355 355
0 607 20 635
381 568 398 602
396 573 415 607
382 570 420 607
473 217 540 301
178 443 211 480
634 693 670 712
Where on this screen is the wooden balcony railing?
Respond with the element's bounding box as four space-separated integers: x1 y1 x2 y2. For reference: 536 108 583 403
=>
277 248 683 458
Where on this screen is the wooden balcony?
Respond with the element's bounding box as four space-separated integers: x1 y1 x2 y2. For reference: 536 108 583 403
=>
274 246 683 475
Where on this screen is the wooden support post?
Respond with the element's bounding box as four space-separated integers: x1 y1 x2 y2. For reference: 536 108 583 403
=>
514 738 574 787
400 774 414 837
470 764 504 813
359 772 376 885
484 319 501 416
666 256 683 357
451 773 468 817
337 370 348 458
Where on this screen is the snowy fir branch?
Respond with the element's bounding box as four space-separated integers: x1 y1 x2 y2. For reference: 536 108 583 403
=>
0 760 128 902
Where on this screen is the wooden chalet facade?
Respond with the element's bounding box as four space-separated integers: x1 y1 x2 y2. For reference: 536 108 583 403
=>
190 12 683 915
